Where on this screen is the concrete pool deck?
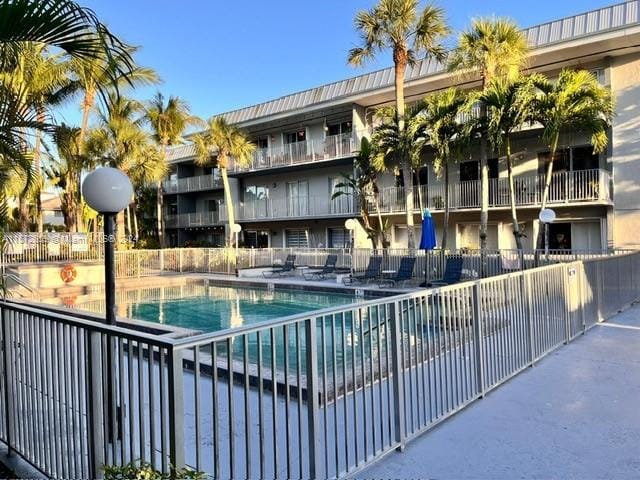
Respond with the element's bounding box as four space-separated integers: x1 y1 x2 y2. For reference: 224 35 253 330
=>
357 302 640 479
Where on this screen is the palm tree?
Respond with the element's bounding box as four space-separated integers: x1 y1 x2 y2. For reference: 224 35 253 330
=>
194 117 255 244
71 46 159 147
422 88 468 250
0 43 75 232
86 93 151 244
480 76 538 250
371 102 429 225
0 0 134 181
348 0 449 248
145 92 202 247
332 137 388 249
449 18 528 269
45 124 89 232
531 69 614 249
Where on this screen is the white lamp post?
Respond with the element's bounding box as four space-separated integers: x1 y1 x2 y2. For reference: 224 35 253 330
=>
345 218 357 276
231 223 242 275
538 208 556 262
82 167 133 325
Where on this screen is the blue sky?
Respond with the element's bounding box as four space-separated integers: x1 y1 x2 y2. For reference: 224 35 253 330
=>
56 0 615 126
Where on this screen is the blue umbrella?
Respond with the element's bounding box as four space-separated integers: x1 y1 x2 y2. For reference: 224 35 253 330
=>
419 209 437 286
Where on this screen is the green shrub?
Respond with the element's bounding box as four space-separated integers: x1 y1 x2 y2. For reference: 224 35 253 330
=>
103 461 204 480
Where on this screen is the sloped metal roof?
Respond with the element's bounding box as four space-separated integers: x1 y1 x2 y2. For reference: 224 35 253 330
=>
168 1 639 162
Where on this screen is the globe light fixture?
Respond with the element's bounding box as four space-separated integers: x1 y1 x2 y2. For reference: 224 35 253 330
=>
538 208 556 260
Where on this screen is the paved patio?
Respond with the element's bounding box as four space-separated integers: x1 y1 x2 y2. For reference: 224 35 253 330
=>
358 303 640 479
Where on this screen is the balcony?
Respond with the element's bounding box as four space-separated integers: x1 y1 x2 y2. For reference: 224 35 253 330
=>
377 168 612 213
236 193 357 221
165 211 222 228
229 133 357 173
161 174 222 194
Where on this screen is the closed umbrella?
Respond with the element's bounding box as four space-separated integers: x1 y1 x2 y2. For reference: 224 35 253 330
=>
419 209 437 287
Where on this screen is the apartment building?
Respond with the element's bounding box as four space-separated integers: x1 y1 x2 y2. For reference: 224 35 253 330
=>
162 1 640 251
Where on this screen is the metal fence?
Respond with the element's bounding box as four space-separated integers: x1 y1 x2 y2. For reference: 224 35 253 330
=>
0 251 638 478
110 247 624 281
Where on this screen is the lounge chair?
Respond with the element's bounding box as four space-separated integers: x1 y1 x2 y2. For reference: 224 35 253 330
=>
378 256 416 288
422 255 464 287
263 254 296 278
303 254 338 280
342 256 383 285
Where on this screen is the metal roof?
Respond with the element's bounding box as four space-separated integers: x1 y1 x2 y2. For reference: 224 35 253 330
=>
168 1 639 162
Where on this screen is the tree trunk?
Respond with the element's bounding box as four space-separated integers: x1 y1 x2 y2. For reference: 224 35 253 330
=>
18 195 28 232
393 50 415 249
79 88 94 147
536 133 560 251
35 108 44 233
126 205 132 238
442 161 450 250
156 180 165 247
132 202 139 241
220 164 236 246
479 102 489 277
116 210 126 248
506 138 523 250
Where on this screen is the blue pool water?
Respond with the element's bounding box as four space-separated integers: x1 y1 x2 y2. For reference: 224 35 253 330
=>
126 284 359 333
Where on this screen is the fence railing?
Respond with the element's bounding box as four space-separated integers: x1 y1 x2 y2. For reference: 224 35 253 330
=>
2 233 104 264
378 168 612 213
229 133 356 173
161 174 222 194
1 251 638 478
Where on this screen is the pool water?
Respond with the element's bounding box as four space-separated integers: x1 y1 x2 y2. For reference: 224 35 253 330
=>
121 284 358 333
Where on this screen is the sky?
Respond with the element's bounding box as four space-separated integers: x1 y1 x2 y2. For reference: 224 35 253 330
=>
56 0 616 126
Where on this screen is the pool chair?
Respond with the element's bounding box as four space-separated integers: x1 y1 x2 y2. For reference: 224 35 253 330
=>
422 256 464 287
378 256 416 288
342 255 383 285
263 254 296 278
304 254 338 280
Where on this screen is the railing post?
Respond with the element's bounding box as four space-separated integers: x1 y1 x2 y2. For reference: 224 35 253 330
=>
87 331 105 479
1 306 15 456
136 251 141 278
389 300 405 451
521 272 536 365
159 249 164 273
471 282 486 397
167 347 185 471
305 317 320 478
179 249 183 273
563 265 572 344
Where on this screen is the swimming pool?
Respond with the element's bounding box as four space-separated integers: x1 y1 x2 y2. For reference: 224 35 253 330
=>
68 282 361 333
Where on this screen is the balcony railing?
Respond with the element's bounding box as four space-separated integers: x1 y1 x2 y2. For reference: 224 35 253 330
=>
377 168 611 213
229 133 356 173
162 174 222 194
236 193 357 221
165 211 221 228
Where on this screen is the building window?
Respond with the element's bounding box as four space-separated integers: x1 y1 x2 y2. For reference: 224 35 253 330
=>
207 200 218 212
244 185 269 201
285 229 309 248
286 180 309 216
245 230 269 248
285 130 306 144
328 227 349 248
327 121 352 136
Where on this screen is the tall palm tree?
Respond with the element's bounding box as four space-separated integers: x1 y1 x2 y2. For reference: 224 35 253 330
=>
531 69 614 249
0 43 75 232
348 0 449 248
145 92 202 247
86 93 151 243
71 46 159 147
422 88 468 250
449 18 528 269
45 124 89 232
371 102 429 220
480 76 538 250
194 117 255 244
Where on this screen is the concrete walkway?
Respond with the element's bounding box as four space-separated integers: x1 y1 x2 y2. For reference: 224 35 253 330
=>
359 303 640 479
